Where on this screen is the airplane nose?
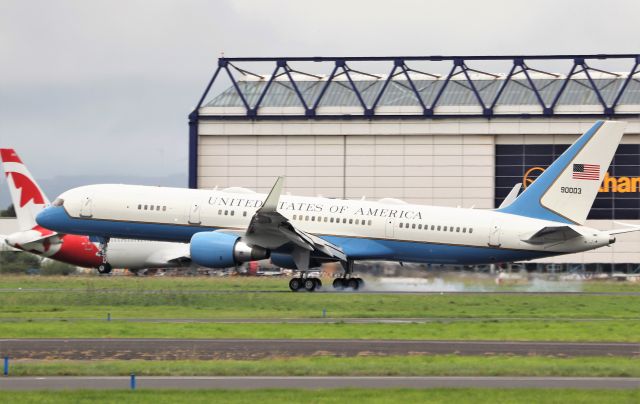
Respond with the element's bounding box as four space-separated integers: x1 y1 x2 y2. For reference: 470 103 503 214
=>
36 206 65 230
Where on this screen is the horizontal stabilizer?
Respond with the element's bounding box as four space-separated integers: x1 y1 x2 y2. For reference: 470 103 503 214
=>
522 225 587 245
608 222 640 235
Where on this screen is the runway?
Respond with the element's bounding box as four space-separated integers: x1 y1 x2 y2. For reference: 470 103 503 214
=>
1 288 639 296
1 376 639 390
2 339 638 360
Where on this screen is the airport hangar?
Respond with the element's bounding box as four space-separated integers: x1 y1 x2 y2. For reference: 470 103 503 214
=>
189 54 640 272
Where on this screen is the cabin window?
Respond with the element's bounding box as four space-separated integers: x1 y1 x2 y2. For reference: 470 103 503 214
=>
349 219 353 224
399 223 403 228
450 227 454 232
324 217 328 222
305 215 309 221
418 224 422 229
311 216 315 221
368 220 372 225
437 225 441 231
137 204 141 210
156 205 161 211
330 217 334 223
224 210 228 215
163 206 167 211
443 226 447 231
243 211 247 217
456 227 460 232
412 224 416 229
342 218 347 224
469 228 474 234
144 205 148 210
218 209 222 215
293 215 297 220
462 228 467 233
150 205 155 211
230 211 234 216
355 219 359 225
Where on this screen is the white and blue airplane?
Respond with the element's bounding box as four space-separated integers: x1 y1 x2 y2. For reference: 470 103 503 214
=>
36 121 640 291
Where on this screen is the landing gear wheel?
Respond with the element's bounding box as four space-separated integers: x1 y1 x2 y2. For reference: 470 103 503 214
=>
333 278 346 290
304 278 317 292
97 263 112 274
312 278 322 289
289 277 303 292
356 277 365 289
347 278 360 290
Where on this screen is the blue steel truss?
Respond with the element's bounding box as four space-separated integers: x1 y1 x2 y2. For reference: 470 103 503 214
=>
188 54 640 188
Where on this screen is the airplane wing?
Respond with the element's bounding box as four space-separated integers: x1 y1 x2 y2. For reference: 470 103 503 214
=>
521 225 588 245
145 243 191 266
243 177 347 270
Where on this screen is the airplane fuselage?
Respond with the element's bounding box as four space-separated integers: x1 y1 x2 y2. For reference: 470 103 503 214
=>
38 184 613 266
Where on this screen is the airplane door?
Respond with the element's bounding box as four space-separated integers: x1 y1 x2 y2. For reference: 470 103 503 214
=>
488 221 501 247
188 203 201 225
385 218 395 238
80 197 92 218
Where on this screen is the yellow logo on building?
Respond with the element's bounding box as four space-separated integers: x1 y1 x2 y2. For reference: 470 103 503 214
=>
522 167 640 193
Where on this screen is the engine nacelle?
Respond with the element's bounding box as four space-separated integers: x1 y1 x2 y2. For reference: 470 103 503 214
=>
190 231 269 268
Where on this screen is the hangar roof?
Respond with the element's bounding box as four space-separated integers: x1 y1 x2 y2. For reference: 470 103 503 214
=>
206 74 640 108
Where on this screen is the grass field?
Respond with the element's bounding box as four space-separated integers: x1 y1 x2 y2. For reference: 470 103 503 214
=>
1 389 639 404
1 318 639 341
8 356 640 377
0 275 639 341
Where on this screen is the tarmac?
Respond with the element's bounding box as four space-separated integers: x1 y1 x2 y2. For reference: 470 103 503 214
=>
2 338 639 360
1 376 639 390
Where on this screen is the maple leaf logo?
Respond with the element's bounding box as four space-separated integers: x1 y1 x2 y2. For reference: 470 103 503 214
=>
6 172 45 207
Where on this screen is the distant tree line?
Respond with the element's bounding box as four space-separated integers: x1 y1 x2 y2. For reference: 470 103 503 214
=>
0 204 16 217
0 252 77 275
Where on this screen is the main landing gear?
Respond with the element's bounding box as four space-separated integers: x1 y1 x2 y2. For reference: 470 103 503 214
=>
332 277 364 290
289 276 322 292
97 263 112 275
97 237 112 274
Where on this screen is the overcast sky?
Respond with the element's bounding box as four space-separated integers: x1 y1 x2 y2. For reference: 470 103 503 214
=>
1 0 638 187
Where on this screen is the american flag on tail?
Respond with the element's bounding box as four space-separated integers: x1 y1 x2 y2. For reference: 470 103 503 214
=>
572 163 600 180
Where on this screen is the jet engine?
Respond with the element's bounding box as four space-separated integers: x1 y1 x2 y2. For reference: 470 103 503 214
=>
190 231 269 268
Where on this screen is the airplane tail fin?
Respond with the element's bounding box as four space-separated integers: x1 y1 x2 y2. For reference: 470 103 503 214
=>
498 120 626 225
0 149 50 230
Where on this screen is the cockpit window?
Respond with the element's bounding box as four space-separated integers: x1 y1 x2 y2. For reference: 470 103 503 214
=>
52 198 64 207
